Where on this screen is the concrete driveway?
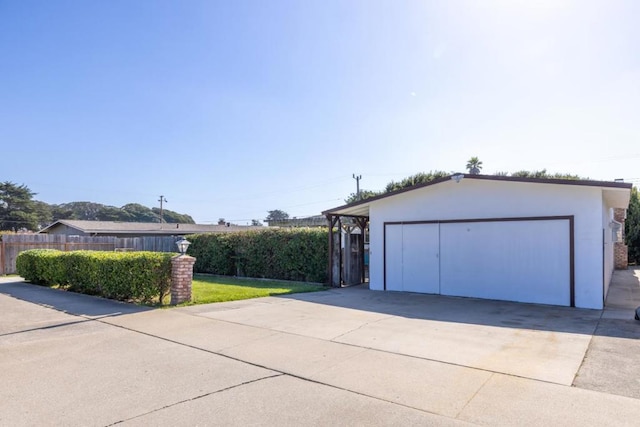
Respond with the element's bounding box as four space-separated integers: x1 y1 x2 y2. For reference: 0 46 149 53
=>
2 271 640 426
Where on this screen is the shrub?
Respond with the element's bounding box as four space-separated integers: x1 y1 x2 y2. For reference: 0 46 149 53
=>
16 250 174 303
15 249 66 286
188 233 235 276
187 228 328 283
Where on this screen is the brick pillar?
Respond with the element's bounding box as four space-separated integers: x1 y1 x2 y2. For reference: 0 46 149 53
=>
171 255 196 305
614 208 627 224
614 242 628 270
613 208 628 270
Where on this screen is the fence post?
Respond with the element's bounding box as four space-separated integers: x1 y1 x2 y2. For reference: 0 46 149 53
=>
0 237 5 275
170 254 196 305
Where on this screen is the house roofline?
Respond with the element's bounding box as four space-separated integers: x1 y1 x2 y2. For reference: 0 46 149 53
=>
38 219 261 234
322 174 633 216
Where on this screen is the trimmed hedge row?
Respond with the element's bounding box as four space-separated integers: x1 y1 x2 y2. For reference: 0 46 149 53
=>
187 228 328 283
16 249 174 303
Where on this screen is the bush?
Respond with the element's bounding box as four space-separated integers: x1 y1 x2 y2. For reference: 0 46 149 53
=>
187 228 328 283
15 249 67 286
188 233 235 276
16 250 174 303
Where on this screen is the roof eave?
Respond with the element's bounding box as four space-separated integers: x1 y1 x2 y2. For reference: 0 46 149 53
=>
322 174 634 217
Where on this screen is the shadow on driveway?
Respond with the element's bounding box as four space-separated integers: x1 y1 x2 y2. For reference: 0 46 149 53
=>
0 278 152 318
276 268 640 339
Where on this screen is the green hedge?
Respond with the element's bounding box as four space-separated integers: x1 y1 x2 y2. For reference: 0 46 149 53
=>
187 228 328 283
16 249 174 303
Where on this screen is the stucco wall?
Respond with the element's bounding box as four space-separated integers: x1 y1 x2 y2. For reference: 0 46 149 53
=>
368 178 605 309
602 200 622 300
602 205 612 302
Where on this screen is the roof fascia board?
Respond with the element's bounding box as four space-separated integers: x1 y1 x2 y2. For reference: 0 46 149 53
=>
322 174 633 215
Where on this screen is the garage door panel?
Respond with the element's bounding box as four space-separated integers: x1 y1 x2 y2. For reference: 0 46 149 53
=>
402 224 439 294
385 224 403 291
439 220 570 306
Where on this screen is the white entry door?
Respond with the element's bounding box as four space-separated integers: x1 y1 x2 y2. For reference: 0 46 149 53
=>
385 223 440 293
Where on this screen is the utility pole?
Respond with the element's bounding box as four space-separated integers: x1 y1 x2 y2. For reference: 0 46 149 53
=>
352 174 362 200
158 195 167 223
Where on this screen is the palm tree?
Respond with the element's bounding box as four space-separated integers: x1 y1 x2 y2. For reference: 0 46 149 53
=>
466 157 483 175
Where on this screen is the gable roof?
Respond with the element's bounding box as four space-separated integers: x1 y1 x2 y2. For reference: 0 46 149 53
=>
39 220 264 235
322 174 633 217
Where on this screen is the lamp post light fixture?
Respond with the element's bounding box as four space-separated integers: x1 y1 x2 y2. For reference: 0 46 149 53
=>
451 173 464 183
176 237 191 255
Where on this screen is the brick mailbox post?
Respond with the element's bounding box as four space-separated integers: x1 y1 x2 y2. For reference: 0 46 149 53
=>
170 254 196 305
613 208 628 270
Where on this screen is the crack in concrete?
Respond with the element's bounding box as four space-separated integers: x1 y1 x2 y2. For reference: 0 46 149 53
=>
329 314 396 341
453 373 494 419
0 319 93 337
6 284 608 425
89 316 480 423
572 309 604 387
106 373 284 426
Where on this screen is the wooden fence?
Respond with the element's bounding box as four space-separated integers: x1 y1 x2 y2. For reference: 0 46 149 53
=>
0 234 179 275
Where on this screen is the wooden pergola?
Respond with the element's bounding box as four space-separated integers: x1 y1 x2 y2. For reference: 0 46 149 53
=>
323 201 371 287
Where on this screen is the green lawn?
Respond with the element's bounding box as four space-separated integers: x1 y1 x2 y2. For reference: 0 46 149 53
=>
165 274 327 305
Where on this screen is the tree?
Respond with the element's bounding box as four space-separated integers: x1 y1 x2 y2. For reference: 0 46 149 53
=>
265 210 289 224
344 190 381 204
123 203 157 222
50 204 76 221
251 219 263 226
342 171 450 204
626 187 640 264
151 207 195 224
97 205 130 221
510 169 582 180
53 201 108 221
217 218 226 225
384 171 449 193
466 157 483 175
0 181 38 231
32 200 53 229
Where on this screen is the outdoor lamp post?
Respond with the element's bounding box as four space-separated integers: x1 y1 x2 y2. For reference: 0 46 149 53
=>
171 237 195 305
176 237 191 255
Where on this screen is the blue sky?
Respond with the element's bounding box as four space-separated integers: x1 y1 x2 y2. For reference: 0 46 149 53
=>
1 0 638 224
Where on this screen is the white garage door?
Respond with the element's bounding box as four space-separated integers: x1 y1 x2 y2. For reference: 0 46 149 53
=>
384 218 572 306
385 223 439 293
439 220 571 306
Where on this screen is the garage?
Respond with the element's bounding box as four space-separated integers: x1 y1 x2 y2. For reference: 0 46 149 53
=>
384 218 572 306
323 174 632 309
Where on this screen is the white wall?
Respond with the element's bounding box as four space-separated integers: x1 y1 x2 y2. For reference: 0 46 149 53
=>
602 200 615 300
368 179 605 309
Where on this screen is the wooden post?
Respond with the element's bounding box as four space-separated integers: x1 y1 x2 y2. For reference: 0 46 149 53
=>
327 215 343 287
326 214 334 286
336 217 343 286
357 217 367 284
0 237 5 275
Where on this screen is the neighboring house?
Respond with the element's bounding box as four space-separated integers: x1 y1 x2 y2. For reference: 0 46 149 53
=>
323 174 632 310
267 215 329 227
39 220 263 237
